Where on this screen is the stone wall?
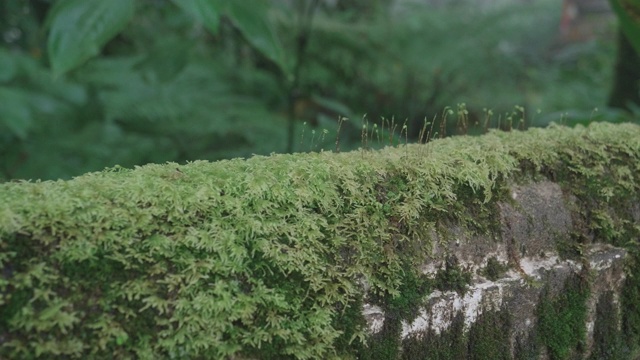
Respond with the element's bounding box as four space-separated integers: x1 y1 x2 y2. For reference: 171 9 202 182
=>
362 181 631 359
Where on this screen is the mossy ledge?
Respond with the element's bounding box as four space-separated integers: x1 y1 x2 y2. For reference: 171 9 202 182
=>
0 122 639 359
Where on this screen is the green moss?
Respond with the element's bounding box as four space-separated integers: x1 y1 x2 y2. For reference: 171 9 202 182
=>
555 233 588 261
544 129 639 248
536 274 590 360
528 123 640 358
333 294 367 358
400 306 511 359
467 306 512 360
362 260 431 359
359 318 403 360
0 123 639 358
434 255 472 295
390 262 431 320
401 312 467 360
480 256 509 281
452 183 509 237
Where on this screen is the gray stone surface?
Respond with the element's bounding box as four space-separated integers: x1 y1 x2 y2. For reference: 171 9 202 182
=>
362 180 629 358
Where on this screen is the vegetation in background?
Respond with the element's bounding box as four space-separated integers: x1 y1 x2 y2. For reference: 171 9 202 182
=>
608 0 640 54
608 30 640 111
0 0 632 181
606 0 640 111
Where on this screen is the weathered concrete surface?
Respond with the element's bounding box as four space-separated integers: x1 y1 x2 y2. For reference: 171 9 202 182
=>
362 181 628 358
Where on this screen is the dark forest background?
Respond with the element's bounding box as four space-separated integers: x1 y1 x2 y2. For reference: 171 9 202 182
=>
1 0 639 181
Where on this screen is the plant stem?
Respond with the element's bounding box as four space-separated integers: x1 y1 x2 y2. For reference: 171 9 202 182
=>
286 0 319 153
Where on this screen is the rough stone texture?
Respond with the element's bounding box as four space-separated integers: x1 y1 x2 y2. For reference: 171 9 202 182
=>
500 181 574 259
363 181 628 358
632 201 640 223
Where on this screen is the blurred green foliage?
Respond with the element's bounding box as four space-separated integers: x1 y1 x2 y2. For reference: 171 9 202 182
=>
608 0 640 54
0 0 631 181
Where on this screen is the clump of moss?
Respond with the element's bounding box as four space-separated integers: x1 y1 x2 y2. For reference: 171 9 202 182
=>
361 260 431 360
401 312 467 360
451 183 509 237
401 306 512 359
359 319 403 360
555 232 588 261
434 255 472 295
537 274 590 360
480 256 509 281
467 306 512 360
332 294 368 357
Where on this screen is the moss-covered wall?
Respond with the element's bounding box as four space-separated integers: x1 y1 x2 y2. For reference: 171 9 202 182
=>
0 123 639 359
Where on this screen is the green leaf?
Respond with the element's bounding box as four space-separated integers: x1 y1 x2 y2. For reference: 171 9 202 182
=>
46 0 135 76
0 87 33 139
0 49 17 83
226 1 291 78
171 0 223 34
135 36 191 82
609 0 640 55
173 0 290 77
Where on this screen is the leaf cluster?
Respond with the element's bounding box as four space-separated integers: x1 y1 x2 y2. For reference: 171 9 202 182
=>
0 0 626 181
1 0 295 180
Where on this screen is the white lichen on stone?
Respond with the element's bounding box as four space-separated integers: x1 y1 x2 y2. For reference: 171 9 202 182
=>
363 246 627 341
362 304 385 334
401 280 505 337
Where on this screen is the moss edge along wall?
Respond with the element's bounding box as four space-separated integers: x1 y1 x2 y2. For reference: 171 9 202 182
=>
0 122 639 359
